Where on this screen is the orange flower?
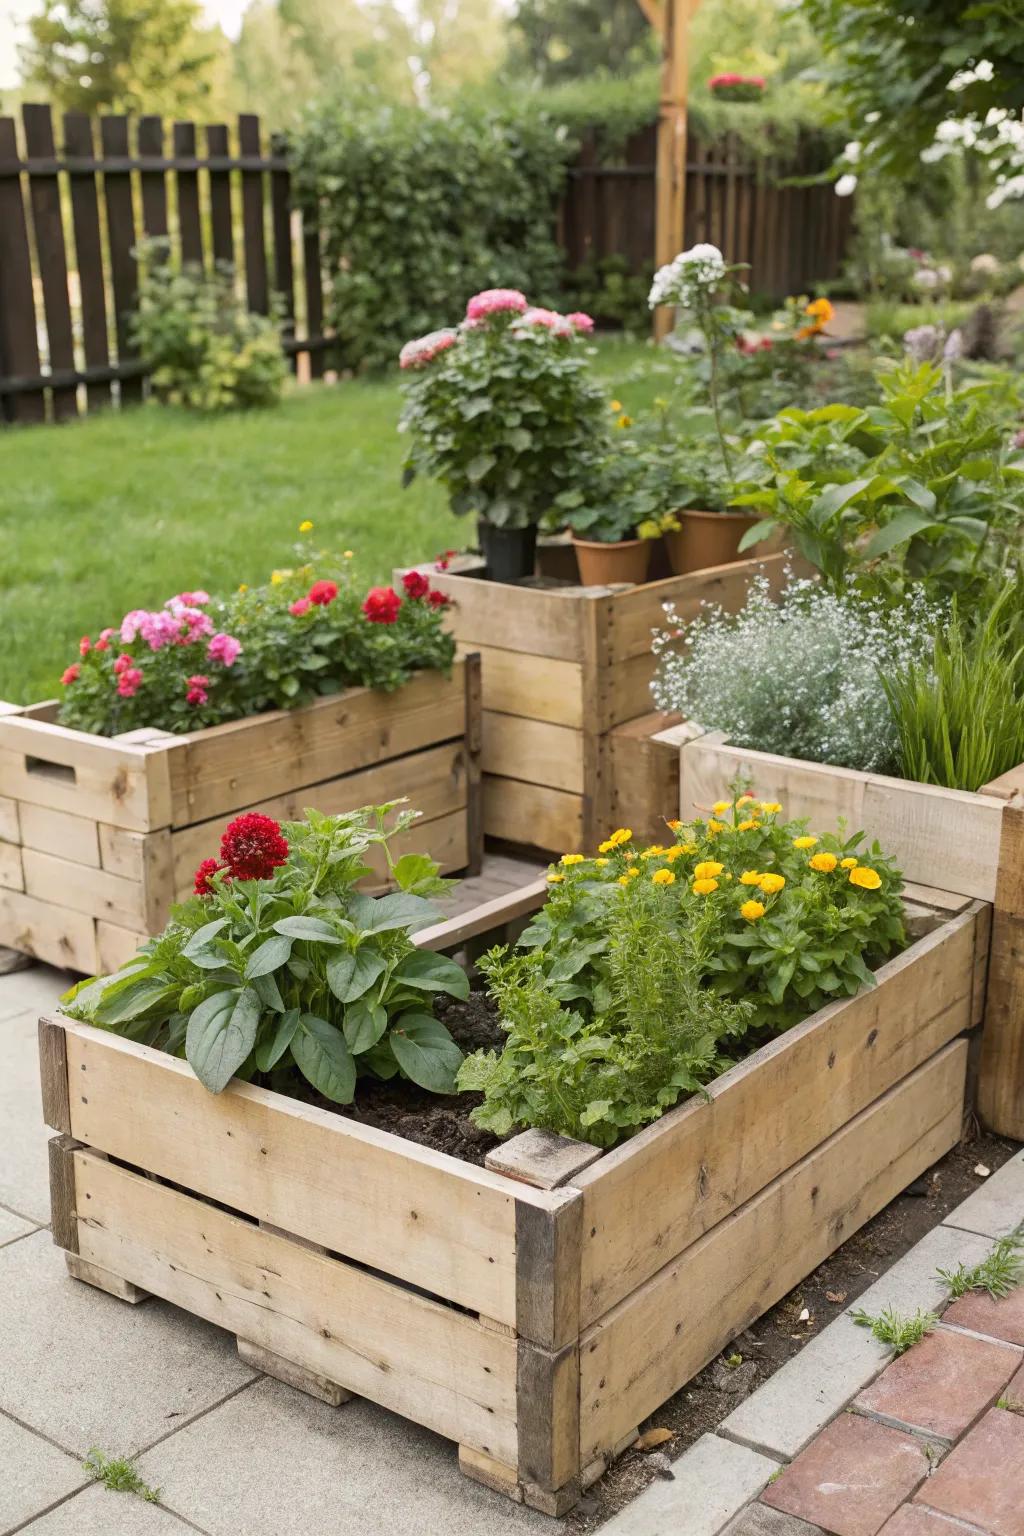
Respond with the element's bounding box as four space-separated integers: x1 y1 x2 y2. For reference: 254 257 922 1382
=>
849 865 882 890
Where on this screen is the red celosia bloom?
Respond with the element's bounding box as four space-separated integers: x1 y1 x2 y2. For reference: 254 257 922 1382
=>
61 664 80 686
308 579 338 607
428 589 451 608
193 858 222 897
362 586 402 624
79 636 91 656
402 570 430 600
219 812 289 880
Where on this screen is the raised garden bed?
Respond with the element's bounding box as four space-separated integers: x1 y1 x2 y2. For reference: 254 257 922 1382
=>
400 551 793 855
0 658 482 974
39 880 987 1515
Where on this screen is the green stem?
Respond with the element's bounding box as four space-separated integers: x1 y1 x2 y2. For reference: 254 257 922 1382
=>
707 331 733 481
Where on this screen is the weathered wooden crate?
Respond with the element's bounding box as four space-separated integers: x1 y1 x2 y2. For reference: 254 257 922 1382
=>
39 885 986 1515
401 553 793 855
675 730 1024 1142
0 659 482 974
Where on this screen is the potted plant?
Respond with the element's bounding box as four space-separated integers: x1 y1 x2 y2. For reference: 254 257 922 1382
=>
708 72 766 102
398 291 605 582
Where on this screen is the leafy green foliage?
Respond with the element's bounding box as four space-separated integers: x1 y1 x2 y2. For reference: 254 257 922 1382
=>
507 0 656 84
83 1449 161 1503
851 1305 938 1357
459 800 906 1146
938 1223 1024 1301
62 806 467 1105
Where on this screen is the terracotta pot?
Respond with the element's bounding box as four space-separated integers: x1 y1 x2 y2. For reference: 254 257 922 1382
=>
572 535 652 587
663 508 765 576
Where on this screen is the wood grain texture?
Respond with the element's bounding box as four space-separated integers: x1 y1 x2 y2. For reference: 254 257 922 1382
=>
976 799 1024 1138
515 1190 582 1349
608 711 682 845
65 1252 150 1303
483 776 583 854
482 714 585 795
458 645 584 729
48 1134 79 1253
18 802 101 868
236 1339 353 1405
486 1129 602 1190
21 847 145 929
517 1339 579 1490
0 888 97 972
38 1018 70 1133
0 719 157 832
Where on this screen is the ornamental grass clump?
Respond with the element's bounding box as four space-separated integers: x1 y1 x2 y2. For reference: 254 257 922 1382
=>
62 804 467 1103
458 796 905 1146
652 572 940 775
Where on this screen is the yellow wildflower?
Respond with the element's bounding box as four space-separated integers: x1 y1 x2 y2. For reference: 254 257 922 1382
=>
713 800 732 815
617 874 631 886
694 861 724 880
652 868 676 886
840 856 859 869
560 853 585 866
792 836 818 850
271 568 293 585
676 841 698 854
609 399 623 412
692 877 719 895
595 858 610 868
707 819 727 835
664 845 688 863
344 550 354 559
740 899 765 921
238 583 248 594
740 870 762 886
640 845 667 859
547 872 564 884
666 819 683 832
299 519 314 533
637 519 661 541
809 852 838 873
736 794 755 807
737 819 760 832
849 866 882 890
758 873 786 894
760 801 782 814
616 414 633 429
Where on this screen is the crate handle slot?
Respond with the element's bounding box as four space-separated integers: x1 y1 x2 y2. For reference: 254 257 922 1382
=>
25 756 77 786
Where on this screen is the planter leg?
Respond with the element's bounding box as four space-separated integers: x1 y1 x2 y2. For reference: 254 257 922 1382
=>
236 1339 354 1407
64 1251 150 1304
458 1446 581 1516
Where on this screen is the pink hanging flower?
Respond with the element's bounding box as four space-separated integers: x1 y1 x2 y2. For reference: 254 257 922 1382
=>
117 667 143 699
289 597 312 617
465 289 528 322
566 312 595 334
207 632 242 667
186 674 209 707
399 328 459 370
61 664 80 686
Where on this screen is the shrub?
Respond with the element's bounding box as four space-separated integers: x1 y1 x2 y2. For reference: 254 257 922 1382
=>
131 241 286 411
58 531 455 737
652 572 940 775
458 798 905 1145
62 805 467 1103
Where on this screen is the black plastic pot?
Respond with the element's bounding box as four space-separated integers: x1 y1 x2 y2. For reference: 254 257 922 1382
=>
478 521 538 583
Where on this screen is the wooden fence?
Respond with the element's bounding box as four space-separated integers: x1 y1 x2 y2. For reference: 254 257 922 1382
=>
0 106 328 425
560 123 852 302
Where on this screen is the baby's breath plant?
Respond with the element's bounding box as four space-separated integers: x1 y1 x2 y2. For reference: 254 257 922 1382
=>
652 572 941 775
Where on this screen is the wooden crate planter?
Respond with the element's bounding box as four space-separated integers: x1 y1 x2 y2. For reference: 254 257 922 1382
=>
0 659 482 974
675 730 1024 1141
40 885 986 1515
402 552 793 855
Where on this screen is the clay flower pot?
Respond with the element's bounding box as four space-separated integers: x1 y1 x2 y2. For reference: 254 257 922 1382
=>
572 535 652 587
663 508 765 575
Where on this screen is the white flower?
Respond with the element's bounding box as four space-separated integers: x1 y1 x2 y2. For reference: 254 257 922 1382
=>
970 253 1000 275
648 244 727 310
949 59 994 92
944 329 964 363
835 174 858 198
913 267 941 291
843 140 861 165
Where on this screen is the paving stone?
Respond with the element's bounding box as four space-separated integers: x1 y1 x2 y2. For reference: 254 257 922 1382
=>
761 1414 931 1536
0 962 73 1023
0 1231 256 1457
879 1508 982 1534
942 1151 1024 1242
0 1203 38 1246
1006 1362 1024 1404
19 1481 199 1534
0 1006 60 1224
916 1408 1024 1535
598 1433 780 1536
137 1375 553 1536
721 1226 992 1461
0 1410 88 1530
944 1284 1024 1347
854 1326 1021 1440
723 1502 828 1535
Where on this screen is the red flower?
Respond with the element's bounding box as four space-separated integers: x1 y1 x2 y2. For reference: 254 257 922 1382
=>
434 549 458 571
61 664 80 686
428 589 451 608
94 638 109 652
117 667 143 698
402 570 430 600
362 586 402 624
193 858 222 897
79 636 91 656
289 597 311 617
186 674 209 707
219 812 289 881
113 653 133 675
308 579 338 607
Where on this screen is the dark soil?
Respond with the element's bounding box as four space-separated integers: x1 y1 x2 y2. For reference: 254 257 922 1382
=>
564 1128 1021 1533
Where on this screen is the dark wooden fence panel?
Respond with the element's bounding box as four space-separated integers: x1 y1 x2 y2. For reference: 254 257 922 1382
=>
0 104 330 423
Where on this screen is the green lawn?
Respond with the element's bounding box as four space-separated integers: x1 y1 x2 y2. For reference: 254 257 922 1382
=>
0 337 667 705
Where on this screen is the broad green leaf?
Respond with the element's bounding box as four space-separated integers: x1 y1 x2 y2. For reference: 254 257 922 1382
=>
244 933 293 979
391 951 470 999
182 919 228 958
343 998 388 1053
811 478 874 522
94 977 177 1027
252 969 285 1012
389 1012 463 1094
254 1007 300 1072
185 986 261 1094
391 852 441 893
272 916 342 943
326 947 387 1004
737 517 779 553
360 1038 400 1080
864 509 937 557
291 1014 356 1103
350 892 439 934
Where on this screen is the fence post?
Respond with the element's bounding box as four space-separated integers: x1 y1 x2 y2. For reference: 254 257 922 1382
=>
0 116 45 424
22 103 77 421
238 114 269 315
99 115 142 405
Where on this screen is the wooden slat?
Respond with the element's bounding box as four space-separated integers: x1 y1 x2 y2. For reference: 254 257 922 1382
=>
237 114 268 314
62 112 110 410
575 907 983 1324
415 877 548 953
22 104 77 421
96 919 142 973
483 777 582 855
0 840 23 890
98 115 141 404
0 116 45 424
977 799 1024 1138
18 801 101 867
0 888 96 972
58 1017 560 1323
21 847 145 929
579 1041 968 1460
433 572 589 663
608 711 681 846
137 116 168 240
483 714 584 796
458 645 584 730
205 123 234 266
0 717 166 831
173 122 203 267
39 1018 71 1133
606 551 794 665
301 212 324 378
0 793 19 842
269 130 294 358
72 1149 519 1464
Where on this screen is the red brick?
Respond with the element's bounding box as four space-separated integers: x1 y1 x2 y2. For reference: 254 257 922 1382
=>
854 1326 1021 1439
1007 1362 1024 1404
879 1508 982 1534
761 1414 930 1536
917 1407 1024 1535
944 1284 1024 1347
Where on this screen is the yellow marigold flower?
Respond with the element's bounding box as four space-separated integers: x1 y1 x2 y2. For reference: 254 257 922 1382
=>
299 519 314 533
707 819 727 835
740 869 762 885
652 868 676 886
271 568 293 585
610 828 632 847
561 853 585 866
840 856 858 869
637 519 661 541
664 845 687 863
677 841 698 854
616 413 633 429
809 852 838 873
692 877 719 895
713 800 732 815
740 899 765 921
238 583 248 593
595 857 610 868
849 865 882 890
694 861 724 879
344 550 354 559
609 399 623 412
760 801 782 814
640 845 667 859
736 794 755 807
737 819 760 832
547 872 564 884
792 836 818 850
617 874 631 886
666 819 682 832
758 873 786 894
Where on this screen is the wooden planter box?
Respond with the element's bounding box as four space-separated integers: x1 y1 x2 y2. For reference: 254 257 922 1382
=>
40 885 986 1515
0 658 482 974
401 553 793 855
675 730 1024 1142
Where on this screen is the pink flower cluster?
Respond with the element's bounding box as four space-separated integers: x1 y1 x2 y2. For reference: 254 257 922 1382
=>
709 72 765 90
399 328 460 370
514 306 594 338
398 294 593 368
63 587 243 707
466 289 527 321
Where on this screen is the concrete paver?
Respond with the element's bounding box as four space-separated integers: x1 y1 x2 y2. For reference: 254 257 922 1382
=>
19 1481 205 1534
942 1151 1024 1242
0 1203 38 1247
0 1007 62 1223
0 1410 88 1531
599 1434 779 1536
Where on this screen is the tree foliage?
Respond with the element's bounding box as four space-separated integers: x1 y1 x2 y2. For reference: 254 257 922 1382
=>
508 0 656 83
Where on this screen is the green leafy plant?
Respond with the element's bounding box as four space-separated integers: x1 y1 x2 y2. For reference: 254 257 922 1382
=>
83 1449 161 1503
850 1305 938 1357
939 1223 1024 1301
62 804 467 1103
131 240 286 412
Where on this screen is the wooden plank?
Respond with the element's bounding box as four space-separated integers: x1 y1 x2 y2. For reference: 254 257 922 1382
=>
434 573 588 663
63 112 110 410
301 212 323 378
137 116 168 240
237 114 268 314
579 1041 968 1460
608 711 681 845
269 131 294 354
977 799 1024 1138
18 802 101 867
22 103 77 421
464 651 484 877
65 1251 149 1303
21 847 145 929
360 808 468 891
0 840 23 890
414 877 548 953
173 122 203 267
483 714 585 796
484 777 583 855
0 720 158 832
71 1149 518 1464
575 907 982 1324
98 822 144 879
0 116 45 424
205 124 234 266
59 1017 560 1324
0 794 18 842
607 552 794 665
515 1192 583 1349
48 1134 79 1252
236 1338 352 1406
38 1019 71 1133
980 764 1024 802
99 116 141 404
486 1129 602 1191
606 650 659 729
457 645 584 730
96 920 143 974
517 1339 579 1492
0 889 96 972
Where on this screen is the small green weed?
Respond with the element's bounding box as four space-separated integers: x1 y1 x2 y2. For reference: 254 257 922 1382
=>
998 1396 1024 1415
938 1224 1024 1300
850 1305 937 1356
83 1449 161 1504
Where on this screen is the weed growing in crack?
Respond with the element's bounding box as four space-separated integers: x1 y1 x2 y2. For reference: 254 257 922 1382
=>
850 1305 937 1356
83 1449 161 1504
938 1223 1024 1300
